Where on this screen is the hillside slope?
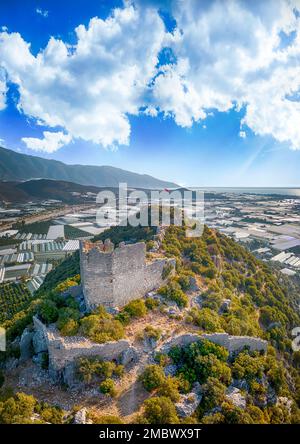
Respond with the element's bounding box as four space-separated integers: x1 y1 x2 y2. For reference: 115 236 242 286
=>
1 224 300 424
0 146 177 188
0 179 114 203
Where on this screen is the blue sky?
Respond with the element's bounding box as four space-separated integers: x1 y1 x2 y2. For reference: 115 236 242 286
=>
0 0 300 186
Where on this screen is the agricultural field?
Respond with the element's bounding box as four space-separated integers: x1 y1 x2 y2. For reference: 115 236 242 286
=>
12 220 89 239
0 238 22 248
13 220 52 235
64 225 90 239
0 282 33 323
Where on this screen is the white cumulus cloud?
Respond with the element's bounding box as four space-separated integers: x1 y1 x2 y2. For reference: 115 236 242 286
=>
0 79 7 110
152 0 300 149
0 0 300 151
0 4 166 148
0 67 7 110
22 131 72 153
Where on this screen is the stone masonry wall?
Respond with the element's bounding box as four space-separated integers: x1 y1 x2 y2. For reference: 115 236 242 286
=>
33 318 268 385
159 332 268 354
80 240 175 309
80 241 114 310
33 316 130 374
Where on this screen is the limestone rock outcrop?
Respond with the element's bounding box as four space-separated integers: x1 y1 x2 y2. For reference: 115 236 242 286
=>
175 383 202 417
119 346 139 366
73 408 92 424
20 327 33 361
225 386 246 409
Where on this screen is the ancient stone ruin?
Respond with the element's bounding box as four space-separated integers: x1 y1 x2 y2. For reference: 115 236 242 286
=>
32 316 137 385
158 332 268 354
29 317 268 387
80 239 175 310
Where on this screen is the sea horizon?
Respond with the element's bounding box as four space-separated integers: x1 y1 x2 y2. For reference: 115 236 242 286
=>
191 187 300 197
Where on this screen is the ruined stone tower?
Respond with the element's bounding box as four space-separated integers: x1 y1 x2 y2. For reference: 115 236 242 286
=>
80 239 174 310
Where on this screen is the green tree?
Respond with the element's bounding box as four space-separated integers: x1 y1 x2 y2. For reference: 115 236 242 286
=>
159 281 188 308
99 379 117 397
142 396 179 424
80 315 124 343
77 357 99 383
0 393 36 424
123 299 147 318
39 300 59 324
200 377 226 413
232 352 265 382
157 376 180 402
140 365 166 392
189 307 222 332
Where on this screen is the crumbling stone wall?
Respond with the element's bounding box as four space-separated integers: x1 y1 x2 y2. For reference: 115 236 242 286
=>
80 240 174 310
33 318 268 386
33 316 130 379
159 332 268 354
201 333 268 353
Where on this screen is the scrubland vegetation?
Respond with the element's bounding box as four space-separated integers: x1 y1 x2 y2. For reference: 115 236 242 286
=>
1 222 300 424
0 283 33 323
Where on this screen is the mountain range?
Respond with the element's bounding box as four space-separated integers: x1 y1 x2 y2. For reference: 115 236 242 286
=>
0 179 119 204
0 146 177 189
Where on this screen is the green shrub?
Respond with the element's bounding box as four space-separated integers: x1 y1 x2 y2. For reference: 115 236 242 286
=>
0 392 36 424
40 406 64 424
232 352 265 382
188 307 222 332
80 315 124 343
144 325 162 342
39 300 59 324
145 297 160 310
190 353 232 385
162 263 174 280
77 357 99 383
154 353 170 367
142 396 179 424
177 273 192 290
90 414 123 424
57 307 80 336
59 318 79 336
55 279 78 294
169 340 230 385
123 299 147 318
140 365 166 392
76 357 123 384
200 377 226 414
99 379 117 397
157 376 180 402
159 281 188 308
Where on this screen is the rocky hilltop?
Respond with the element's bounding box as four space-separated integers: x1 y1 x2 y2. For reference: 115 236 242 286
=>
0 223 300 424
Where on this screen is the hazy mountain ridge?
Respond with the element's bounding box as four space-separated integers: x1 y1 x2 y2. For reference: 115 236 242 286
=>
0 147 177 189
0 179 110 203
